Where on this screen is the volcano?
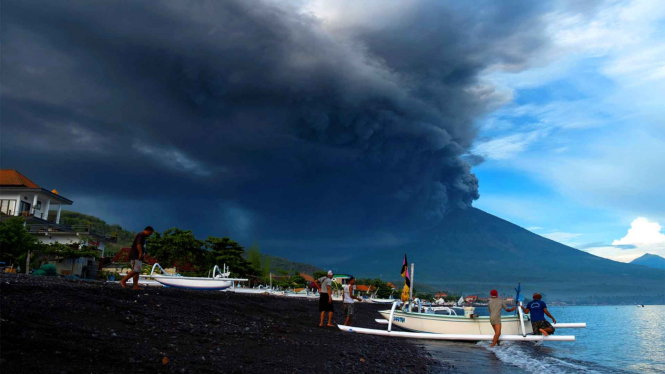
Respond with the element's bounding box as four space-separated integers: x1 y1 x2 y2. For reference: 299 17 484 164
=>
630 253 665 270
329 208 665 302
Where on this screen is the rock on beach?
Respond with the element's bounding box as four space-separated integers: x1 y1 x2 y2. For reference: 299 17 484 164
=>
0 274 446 373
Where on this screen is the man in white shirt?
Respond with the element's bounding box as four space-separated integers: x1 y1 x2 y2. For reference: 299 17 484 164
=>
342 276 362 326
315 270 335 327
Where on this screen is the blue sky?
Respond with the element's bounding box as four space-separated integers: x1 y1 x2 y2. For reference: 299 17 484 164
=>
470 0 665 262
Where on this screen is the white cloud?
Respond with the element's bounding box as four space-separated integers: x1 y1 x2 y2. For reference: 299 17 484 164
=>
588 217 665 262
612 217 665 246
541 231 582 245
527 226 543 231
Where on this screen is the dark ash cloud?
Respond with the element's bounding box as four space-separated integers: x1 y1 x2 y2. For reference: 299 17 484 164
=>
1 0 552 256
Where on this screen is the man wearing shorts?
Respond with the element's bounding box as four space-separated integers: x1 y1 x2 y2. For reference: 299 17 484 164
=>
522 293 557 336
488 289 515 347
120 226 154 289
342 276 362 326
315 270 335 327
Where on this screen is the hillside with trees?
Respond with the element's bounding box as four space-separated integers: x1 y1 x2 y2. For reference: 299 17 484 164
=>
48 210 136 255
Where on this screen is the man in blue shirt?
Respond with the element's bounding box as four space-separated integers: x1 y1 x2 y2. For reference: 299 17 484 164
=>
521 293 557 336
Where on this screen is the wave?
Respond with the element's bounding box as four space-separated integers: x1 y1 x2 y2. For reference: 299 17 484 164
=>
479 341 620 374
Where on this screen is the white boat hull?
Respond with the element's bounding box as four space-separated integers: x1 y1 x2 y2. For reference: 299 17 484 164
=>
338 325 574 341
230 288 272 294
371 298 396 304
154 277 232 290
379 310 533 336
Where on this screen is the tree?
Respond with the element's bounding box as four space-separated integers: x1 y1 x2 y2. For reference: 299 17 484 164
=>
247 241 261 273
0 217 43 265
148 229 204 272
289 272 307 288
313 270 327 280
261 257 271 283
205 236 255 277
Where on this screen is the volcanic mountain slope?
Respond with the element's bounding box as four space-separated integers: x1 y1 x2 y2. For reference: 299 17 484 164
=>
340 208 665 302
630 253 665 270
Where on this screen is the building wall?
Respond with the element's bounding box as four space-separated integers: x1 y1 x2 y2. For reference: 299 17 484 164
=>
36 235 103 277
0 191 63 219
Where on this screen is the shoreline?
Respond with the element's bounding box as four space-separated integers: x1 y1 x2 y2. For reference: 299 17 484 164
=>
1 274 448 373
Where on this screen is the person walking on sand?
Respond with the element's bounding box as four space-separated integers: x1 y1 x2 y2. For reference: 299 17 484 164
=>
521 293 556 336
315 270 335 327
120 226 154 290
342 276 362 326
488 289 516 347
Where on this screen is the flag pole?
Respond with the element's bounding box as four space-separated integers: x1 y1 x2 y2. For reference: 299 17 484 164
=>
409 263 414 302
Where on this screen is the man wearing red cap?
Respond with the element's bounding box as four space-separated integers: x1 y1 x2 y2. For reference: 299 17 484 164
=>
488 289 515 347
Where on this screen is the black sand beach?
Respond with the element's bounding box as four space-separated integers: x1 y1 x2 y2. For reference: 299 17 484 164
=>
0 274 447 373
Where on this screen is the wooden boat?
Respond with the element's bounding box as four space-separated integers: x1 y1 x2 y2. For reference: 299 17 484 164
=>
339 300 585 342
337 262 586 342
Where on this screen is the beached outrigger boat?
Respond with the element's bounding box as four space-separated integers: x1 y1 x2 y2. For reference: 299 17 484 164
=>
338 262 586 342
149 263 248 291
370 293 396 304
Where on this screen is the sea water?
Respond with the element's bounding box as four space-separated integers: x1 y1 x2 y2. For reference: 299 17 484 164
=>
424 305 665 373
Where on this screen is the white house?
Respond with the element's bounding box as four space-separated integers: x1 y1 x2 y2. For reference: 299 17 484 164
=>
1 169 116 277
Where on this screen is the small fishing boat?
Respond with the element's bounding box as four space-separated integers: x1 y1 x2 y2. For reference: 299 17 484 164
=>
230 285 274 294
152 264 247 291
338 261 586 342
371 295 396 304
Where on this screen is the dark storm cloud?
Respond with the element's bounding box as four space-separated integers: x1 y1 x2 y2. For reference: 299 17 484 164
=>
1 1 552 243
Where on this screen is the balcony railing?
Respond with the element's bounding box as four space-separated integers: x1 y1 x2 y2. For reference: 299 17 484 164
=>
25 224 118 243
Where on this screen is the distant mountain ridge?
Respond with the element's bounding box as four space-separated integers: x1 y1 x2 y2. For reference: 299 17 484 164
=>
298 208 665 303
630 253 665 270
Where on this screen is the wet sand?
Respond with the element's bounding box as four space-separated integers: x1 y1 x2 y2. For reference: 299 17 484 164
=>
0 273 448 373
421 340 528 374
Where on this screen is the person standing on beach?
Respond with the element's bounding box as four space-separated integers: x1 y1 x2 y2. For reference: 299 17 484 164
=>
521 293 556 336
342 276 362 326
315 270 335 327
488 289 516 347
120 226 154 290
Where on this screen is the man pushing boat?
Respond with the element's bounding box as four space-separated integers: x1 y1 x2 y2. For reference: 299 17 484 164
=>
521 293 557 336
488 289 516 347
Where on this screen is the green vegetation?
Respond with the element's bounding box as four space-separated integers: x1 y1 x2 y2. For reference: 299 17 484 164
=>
0 217 43 265
355 278 398 299
1 217 98 272
256 254 322 275
50 210 136 255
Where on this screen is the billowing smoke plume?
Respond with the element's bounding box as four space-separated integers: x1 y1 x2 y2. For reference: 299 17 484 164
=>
1 1 549 243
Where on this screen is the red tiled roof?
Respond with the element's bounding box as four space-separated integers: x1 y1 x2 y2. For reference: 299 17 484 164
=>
0 170 40 188
355 285 376 292
300 273 314 282
386 282 396 289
